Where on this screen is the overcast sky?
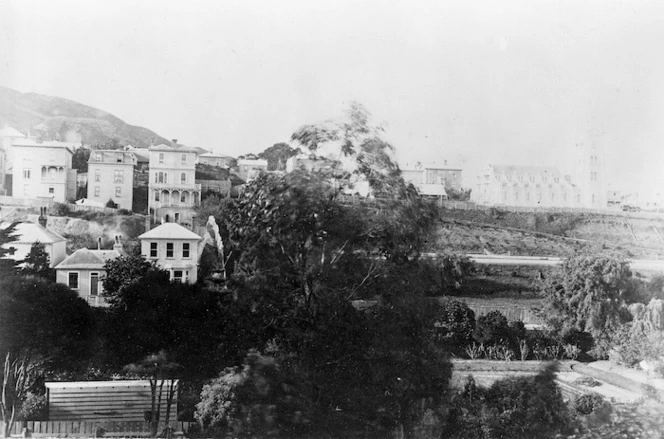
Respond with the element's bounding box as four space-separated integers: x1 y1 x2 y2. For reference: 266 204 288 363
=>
1 0 663 194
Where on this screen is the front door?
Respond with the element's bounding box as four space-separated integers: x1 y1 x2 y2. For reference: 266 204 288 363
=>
90 272 99 296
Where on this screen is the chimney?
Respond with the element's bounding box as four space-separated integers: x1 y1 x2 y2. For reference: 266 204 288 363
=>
171 139 178 148
113 235 124 254
145 216 151 233
97 237 102 251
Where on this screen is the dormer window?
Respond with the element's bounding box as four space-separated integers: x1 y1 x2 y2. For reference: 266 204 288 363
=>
95 153 102 161
116 153 123 163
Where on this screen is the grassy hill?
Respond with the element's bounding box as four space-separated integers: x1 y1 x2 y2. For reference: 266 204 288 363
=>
430 208 664 259
0 85 170 147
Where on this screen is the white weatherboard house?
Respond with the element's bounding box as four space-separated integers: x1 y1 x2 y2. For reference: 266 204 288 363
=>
138 222 202 284
54 237 126 307
0 221 67 267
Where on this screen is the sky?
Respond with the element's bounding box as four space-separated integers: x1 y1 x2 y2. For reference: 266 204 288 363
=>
1 0 663 195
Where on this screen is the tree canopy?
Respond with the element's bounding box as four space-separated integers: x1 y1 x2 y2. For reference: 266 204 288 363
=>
257 142 300 171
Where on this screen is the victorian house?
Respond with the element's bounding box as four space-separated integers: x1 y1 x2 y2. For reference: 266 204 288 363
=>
87 150 135 210
138 222 202 284
148 140 201 227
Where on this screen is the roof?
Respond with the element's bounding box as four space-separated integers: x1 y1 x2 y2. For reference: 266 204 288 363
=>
0 221 66 244
491 165 562 176
12 139 78 152
402 162 462 171
54 247 124 270
45 380 177 389
138 222 202 240
88 150 135 164
238 159 268 166
0 126 25 138
149 143 199 153
200 152 234 159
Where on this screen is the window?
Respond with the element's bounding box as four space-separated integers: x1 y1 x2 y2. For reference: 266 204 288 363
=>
180 192 186 203
182 243 190 258
150 242 158 257
48 187 54 194
173 270 184 283
181 154 187 164
174 212 180 223
23 169 31 179
181 173 186 184
114 170 123 183
116 153 123 163
95 169 101 182
95 152 102 161
166 242 174 258
90 272 100 296
154 191 160 202
68 272 79 290
115 187 122 197
159 153 164 164
94 186 100 197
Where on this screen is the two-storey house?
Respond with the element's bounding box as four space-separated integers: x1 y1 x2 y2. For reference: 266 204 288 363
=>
237 159 268 182
87 150 135 210
11 140 78 202
54 236 125 307
138 222 202 284
401 161 463 197
148 140 201 226
0 126 27 195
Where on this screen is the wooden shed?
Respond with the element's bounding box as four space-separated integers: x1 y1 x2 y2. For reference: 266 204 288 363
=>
44 380 179 421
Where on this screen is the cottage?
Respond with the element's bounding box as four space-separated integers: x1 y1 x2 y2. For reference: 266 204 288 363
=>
54 237 125 307
138 222 202 284
0 221 66 267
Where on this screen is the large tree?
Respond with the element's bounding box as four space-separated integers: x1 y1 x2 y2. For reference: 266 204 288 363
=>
0 277 93 437
291 102 406 197
20 242 55 280
542 256 636 357
257 142 300 171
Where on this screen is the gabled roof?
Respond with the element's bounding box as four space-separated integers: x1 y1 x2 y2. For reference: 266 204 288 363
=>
138 222 202 240
0 221 66 244
0 126 25 138
54 247 124 270
149 144 199 153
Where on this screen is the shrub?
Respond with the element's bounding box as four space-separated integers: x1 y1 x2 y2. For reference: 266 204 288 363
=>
473 310 511 346
105 199 118 209
434 298 475 354
49 202 70 217
117 208 133 216
574 393 609 415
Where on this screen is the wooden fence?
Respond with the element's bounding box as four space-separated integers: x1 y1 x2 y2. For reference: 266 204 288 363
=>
7 420 196 437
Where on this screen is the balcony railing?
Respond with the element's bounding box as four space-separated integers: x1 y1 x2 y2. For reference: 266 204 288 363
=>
150 183 201 192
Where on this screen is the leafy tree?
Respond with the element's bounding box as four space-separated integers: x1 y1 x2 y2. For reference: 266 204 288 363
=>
105 198 118 208
0 276 93 437
124 351 182 437
102 255 170 309
20 242 55 280
0 223 19 278
542 257 635 357
473 310 512 346
291 102 408 197
257 142 300 171
71 148 91 173
196 351 313 438
443 364 576 439
434 298 476 354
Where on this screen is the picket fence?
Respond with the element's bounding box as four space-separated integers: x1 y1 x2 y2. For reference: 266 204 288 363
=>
7 420 196 438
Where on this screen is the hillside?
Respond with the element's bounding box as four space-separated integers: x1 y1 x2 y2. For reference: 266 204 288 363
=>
430 208 664 259
0 85 170 147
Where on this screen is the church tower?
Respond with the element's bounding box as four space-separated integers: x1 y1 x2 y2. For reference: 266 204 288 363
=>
574 142 607 209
